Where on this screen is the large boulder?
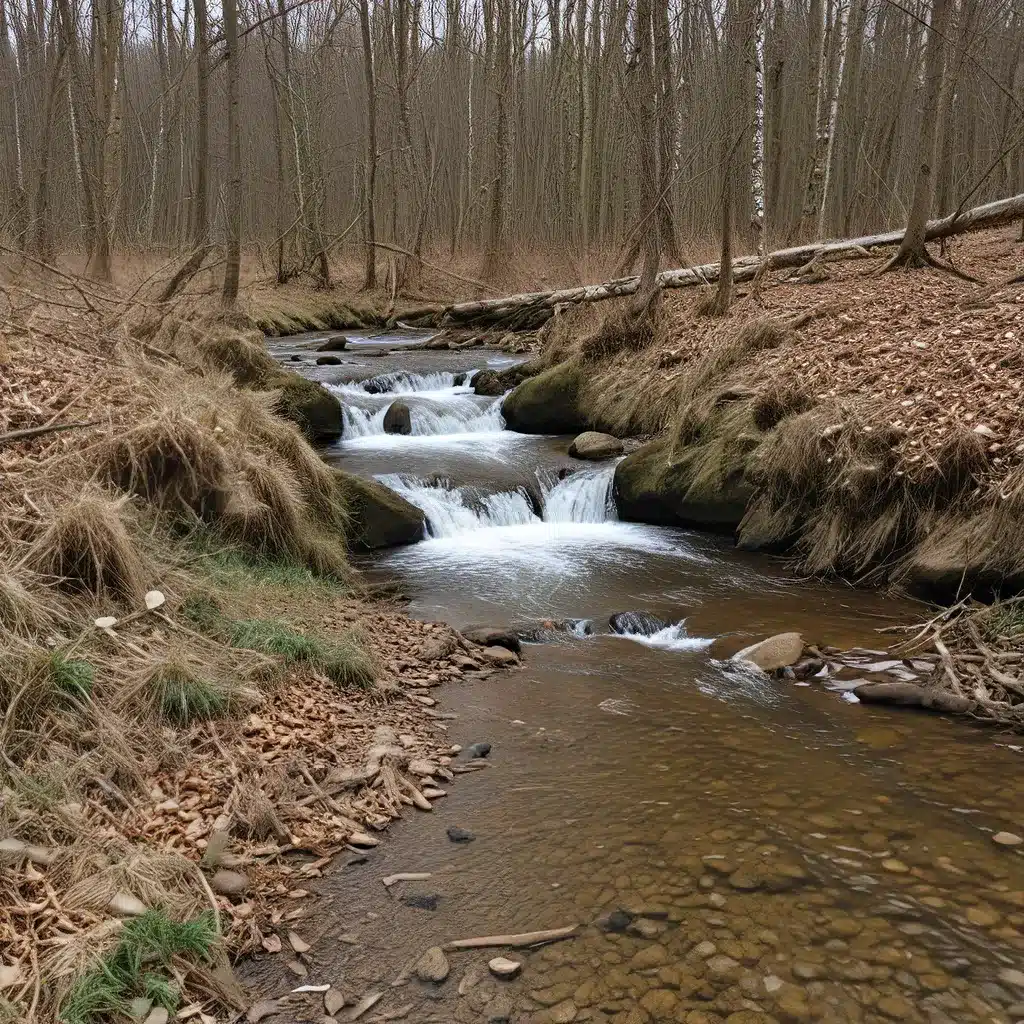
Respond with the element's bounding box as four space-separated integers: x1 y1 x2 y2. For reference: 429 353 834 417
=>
315 355 342 366
383 401 412 435
461 626 521 654
609 611 670 637
362 373 395 395
570 431 624 460
267 370 343 442
471 370 506 397
853 681 971 714
614 438 753 531
333 470 425 550
730 632 804 672
501 361 588 435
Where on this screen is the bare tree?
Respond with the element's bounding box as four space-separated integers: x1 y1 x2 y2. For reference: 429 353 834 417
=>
358 0 378 289
222 0 241 303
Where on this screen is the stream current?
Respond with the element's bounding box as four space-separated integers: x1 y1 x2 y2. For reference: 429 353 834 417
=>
264 331 1024 1024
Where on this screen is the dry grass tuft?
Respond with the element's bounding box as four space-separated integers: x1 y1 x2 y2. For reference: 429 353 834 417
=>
99 409 230 518
29 488 151 603
0 561 66 636
751 384 815 431
579 309 657 362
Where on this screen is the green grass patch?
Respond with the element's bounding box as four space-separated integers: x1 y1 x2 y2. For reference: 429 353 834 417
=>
191 538 345 591
231 618 375 688
180 592 225 634
149 663 228 725
49 653 95 702
60 910 216 1024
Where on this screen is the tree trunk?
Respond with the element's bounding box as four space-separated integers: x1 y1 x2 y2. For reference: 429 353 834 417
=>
796 0 830 240
481 0 510 283
884 0 951 268
221 0 241 304
193 0 210 246
817 0 850 239
632 0 661 310
358 0 377 289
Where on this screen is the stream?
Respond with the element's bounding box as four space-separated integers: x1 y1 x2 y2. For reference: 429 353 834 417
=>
262 330 1024 1024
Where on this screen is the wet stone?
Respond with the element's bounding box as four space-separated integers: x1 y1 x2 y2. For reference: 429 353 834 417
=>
876 994 915 1019
447 826 476 843
600 910 634 933
630 944 670 969
486 992 515 1022
401 892 440 910
415 946 450 983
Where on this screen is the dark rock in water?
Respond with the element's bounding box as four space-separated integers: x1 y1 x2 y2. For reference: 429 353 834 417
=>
316 336 348 352
598 909 634 933
609 611 670 636
853 681 971 714
402 892 441 911
557 467 578 481
315 355 342 366
447 826 476 843
465 742 491 759
288 354 302 362
383 400 413 435
794 657 825 680
362 374 394 394
333 470 425 550
462 626 521 654
453 372 467 386
268 370 343 441
472 370 504 397
515 618 592 641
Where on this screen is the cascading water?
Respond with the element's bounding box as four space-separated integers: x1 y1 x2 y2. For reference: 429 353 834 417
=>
329 371 505 438
379 467 617 536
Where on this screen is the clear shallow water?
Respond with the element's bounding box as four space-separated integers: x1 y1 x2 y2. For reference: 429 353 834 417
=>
250 354 1024 1024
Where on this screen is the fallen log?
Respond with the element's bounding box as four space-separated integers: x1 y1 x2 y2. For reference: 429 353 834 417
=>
440 192 1024 328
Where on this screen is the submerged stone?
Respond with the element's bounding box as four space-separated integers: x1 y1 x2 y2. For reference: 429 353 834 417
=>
730 632 804 671
609 611 670 636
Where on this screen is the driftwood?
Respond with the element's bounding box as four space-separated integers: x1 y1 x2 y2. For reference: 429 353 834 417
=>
440 192 1024 328
447 924 579 950
0 421 96 446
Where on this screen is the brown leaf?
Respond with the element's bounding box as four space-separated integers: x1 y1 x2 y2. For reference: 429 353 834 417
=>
261 934 282 953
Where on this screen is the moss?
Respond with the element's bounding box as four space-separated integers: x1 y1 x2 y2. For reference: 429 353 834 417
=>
262 369 343 442
334 470 426 550
501 360 589 435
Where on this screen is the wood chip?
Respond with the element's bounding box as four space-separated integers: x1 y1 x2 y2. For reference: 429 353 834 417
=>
288 930 311 953
287 960 308 978
382 872 432 887
346 991 383 1020
324 990 346 1016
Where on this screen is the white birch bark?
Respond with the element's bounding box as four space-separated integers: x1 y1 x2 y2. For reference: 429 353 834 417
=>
817 0 849 239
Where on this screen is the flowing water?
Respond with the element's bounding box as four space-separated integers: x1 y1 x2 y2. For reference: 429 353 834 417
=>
260 339 1024 1024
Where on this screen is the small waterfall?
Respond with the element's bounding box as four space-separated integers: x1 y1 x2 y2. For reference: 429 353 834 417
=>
378 466 617 537
332 370 477 396
339 394 505 438
377 475 538 538
542 468 617 524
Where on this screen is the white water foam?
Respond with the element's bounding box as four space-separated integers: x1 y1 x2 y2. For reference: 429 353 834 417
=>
615 623 713 652
330 370 477 397
340 394 505 438
380 467 617 535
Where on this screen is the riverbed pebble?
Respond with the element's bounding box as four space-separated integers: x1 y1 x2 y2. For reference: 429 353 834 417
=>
993 831 1023 846
415 946 450 983
489 957 522 979
447 826 475 843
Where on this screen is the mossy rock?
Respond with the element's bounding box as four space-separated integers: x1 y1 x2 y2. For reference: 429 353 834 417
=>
266 370 343 442
614 437 752 532
501 360 588 434
334 470 425 550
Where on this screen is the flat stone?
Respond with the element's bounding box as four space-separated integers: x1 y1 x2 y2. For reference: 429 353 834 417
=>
465 742 492 759
705 955 740 981
569 431 624 460
415 946 450 983
489 957 522 979
401 892 440 911
486 993 514 1022
882 859 910 873
966 906 1000 927
447 826 476 843
693 941 718 959
998 967 1024 988
545 1000 578 1024
628 917 665 938
639 988 678 1016
630 944 670 969
730 632 804 672
993 831 1023 846
482 645 519 667
876 994 915 1019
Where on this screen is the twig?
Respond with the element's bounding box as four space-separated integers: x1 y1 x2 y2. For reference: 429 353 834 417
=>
447 924 579 950
0 421 97 446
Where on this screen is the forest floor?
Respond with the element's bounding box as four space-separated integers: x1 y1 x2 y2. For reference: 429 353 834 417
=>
0 279 514 1023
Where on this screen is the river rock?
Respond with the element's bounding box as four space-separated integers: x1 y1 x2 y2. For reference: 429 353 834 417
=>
472 371 505 397
614 436 754 530
486 993 515 1022
569 431 624 460
461 627 521 654
598 909 633 933
447 826 476 843
361 374 395 394
501 360 589 435
315 355 342 365
415 946 450 983
482 646 519 667
609 611 670 636
268 370 343 441
731 632 804 671
489 957 522 979
402 892 441 911
383 401 413 435
465 742 491 759
515 618 592 641
333 470 425 550
853 681 971 714
316 335 348 352
288 354 302 362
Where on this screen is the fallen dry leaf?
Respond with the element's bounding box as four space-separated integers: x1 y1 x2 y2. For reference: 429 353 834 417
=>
262 934 282 953
324 989 346 1016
